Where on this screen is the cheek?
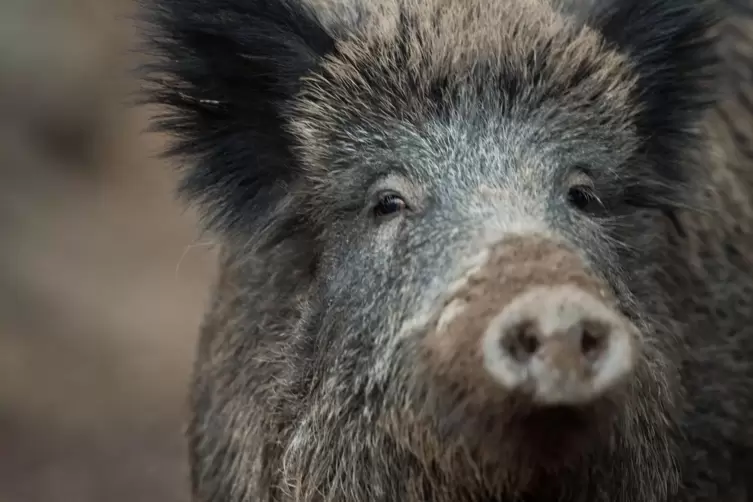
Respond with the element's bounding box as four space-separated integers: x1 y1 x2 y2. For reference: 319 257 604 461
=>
630 211 673 244
572 213 677 328
605 211 672 276
316 228 405 321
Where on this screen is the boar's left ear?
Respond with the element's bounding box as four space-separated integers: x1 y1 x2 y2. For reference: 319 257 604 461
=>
585 0 720 173
138 0 337 235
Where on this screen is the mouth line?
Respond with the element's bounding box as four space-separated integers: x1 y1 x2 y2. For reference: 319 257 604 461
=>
501 395 617 447
422 391 611 455
514 403 594 429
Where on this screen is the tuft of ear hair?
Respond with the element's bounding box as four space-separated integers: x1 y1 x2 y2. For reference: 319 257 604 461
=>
585 0 720 186
138 0 336 234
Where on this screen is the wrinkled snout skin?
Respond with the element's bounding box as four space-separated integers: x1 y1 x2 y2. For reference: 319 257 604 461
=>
424 236 639 408
388 235 649 488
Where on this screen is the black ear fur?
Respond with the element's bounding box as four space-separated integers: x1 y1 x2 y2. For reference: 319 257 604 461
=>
139 0 336 234
585 0 720 192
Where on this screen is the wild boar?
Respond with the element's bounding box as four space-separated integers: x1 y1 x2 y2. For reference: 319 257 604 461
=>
140 0 753 500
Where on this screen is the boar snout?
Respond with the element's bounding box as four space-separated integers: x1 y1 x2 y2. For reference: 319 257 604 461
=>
424 235 640 411
483 284 638 406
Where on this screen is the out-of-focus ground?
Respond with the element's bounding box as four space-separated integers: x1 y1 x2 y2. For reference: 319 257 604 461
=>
0 1 218 501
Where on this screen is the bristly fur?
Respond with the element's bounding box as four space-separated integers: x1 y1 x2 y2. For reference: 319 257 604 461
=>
139 0 720 237
578 0 721 208
138 0 336 235
137 0 753 501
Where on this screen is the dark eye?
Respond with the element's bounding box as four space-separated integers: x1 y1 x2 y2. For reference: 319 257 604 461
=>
567 185 598 211
373 192 407 218
566 167 604 213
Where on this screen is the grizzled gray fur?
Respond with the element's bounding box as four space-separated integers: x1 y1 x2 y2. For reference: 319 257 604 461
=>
139 0 753 500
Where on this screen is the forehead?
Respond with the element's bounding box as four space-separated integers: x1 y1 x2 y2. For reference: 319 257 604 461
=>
291 0 639 180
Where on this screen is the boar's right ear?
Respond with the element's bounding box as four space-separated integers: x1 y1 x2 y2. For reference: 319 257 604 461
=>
139 0 336 234
580 0 719 185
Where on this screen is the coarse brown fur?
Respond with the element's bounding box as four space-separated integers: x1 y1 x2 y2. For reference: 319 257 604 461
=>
139 0 753 500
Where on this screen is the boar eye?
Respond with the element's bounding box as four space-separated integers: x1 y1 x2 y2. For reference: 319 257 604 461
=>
373 192 407 218
568 185 598 211
566 169 603 213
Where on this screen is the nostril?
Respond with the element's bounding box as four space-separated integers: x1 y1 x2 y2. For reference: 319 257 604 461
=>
501 322 540 363
580 322 608 360
519 327 540 356
482 285 639 404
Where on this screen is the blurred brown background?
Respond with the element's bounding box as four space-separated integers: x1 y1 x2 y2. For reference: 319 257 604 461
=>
0 1 218 501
